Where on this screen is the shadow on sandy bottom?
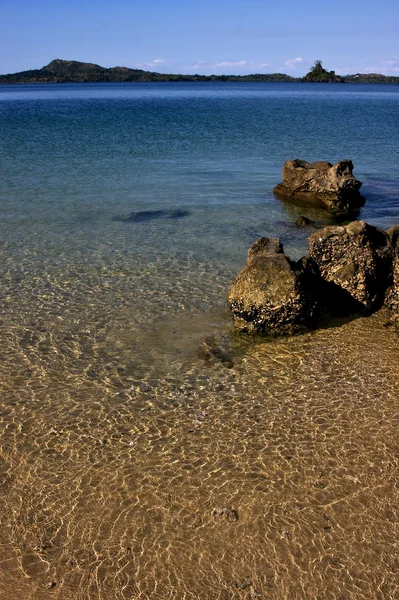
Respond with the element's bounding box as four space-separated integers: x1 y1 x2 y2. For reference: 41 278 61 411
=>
112 209 191 223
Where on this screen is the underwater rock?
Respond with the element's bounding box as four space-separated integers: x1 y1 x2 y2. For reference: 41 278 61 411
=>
274 159 364 217
228 237 317 334
46 582 57 590
295 215 315 227
211 507 238 522
308 221 392 313
197 336 234 368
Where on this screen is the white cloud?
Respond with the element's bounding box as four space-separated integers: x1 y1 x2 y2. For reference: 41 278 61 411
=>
135 58 169 70
137 58 274 75
216 60 247 68
284 57 303 68
334 67 351 75
180 59 249 73
284 56 303 69
179 60 211 72
364 57 399 74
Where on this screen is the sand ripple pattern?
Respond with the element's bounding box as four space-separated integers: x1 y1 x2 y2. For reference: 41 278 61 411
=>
0 259 398 599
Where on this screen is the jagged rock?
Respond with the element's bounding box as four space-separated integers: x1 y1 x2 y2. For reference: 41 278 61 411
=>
247 236 283 261
228 237 317 334
295 215 315 227
384 225 399 328
274 159 364 217
308 221 392 313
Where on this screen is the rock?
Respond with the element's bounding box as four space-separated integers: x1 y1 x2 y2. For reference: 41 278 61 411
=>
274 159 364 217
234 581 260 597
228 237 317 334
211 507 238 522
308 221 392 313
384 225 399 327
247 236 283 261
46 582 57 590
138 381 152 392
295 215 315 227
197 335 234 368
386 225 399 249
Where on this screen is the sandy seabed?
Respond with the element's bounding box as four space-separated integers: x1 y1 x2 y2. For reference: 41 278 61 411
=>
0 301 398 600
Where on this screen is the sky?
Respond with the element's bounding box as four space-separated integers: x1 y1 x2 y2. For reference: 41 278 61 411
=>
1 0 398 76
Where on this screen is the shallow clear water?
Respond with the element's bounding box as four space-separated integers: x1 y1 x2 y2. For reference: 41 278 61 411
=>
0 82 399 599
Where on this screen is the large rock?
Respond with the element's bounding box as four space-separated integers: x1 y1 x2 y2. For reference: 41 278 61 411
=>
274 159 364 217
228 237 317 334
309 221 392 313
384 225 399 325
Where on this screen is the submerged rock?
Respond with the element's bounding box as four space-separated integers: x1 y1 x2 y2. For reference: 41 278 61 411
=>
197 335 234 368
274 159 364 217
309 221 392 313
295 215 315 228
228 237 317 335
211 507 238 522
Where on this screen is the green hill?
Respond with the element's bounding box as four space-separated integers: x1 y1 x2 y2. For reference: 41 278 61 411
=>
343 72 399 84
0 59 295 84
1 59 398 85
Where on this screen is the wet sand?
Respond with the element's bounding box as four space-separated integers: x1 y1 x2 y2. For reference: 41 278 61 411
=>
1 306 398 599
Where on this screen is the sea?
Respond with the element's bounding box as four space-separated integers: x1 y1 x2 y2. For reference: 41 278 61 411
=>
1 82 399 599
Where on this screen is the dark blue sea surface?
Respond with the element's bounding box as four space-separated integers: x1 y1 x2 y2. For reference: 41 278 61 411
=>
1 82 399 260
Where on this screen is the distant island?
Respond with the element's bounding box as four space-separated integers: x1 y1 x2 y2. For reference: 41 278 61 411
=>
303 60 343 82
1 59 398 84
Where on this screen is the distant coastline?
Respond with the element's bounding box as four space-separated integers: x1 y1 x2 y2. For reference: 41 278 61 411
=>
1 59 399 85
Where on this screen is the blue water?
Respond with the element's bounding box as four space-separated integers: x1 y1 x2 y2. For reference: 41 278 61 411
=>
1 82 399 371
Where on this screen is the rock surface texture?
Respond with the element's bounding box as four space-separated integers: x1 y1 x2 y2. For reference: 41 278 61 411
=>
384 225 399 326
274 159 364 217
228 237 316 334
309 221 392 313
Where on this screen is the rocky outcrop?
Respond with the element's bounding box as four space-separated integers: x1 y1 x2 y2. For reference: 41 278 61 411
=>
274 159 364 217
384 225 399 326
303 60 343 83
227 237 317 335
229 221 399 336
308 221 392 313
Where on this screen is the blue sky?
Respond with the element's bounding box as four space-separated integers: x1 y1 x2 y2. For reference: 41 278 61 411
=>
1 0 398 76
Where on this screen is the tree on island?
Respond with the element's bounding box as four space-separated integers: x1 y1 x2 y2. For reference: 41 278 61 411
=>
303 60 343 83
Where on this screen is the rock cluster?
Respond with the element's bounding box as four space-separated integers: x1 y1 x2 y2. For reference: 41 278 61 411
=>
228 221 399 335
274 159 364 217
